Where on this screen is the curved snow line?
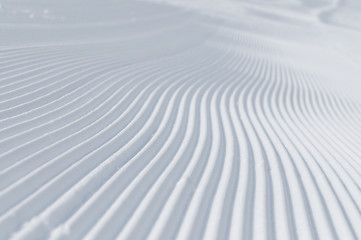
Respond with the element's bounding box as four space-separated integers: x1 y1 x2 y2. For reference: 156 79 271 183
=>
1 0 361 239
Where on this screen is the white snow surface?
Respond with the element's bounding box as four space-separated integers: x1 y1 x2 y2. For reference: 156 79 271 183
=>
1 0 361 239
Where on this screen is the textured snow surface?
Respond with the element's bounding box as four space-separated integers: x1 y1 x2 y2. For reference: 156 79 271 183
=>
1 0 361 239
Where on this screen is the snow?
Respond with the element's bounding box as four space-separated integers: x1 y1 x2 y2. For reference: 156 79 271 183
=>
0 0 361 239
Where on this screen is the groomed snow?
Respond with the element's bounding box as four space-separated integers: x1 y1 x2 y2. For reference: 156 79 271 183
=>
0 0 361 239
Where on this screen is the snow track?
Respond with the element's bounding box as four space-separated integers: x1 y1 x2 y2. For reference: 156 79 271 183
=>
1 0 361 239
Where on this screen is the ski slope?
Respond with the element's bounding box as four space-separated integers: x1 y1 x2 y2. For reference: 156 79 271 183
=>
1 0 361 239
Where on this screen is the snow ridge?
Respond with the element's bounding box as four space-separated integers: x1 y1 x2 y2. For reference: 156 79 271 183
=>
1 0 361 239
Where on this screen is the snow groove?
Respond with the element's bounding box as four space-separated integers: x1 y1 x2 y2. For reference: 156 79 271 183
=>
1 0 361 239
